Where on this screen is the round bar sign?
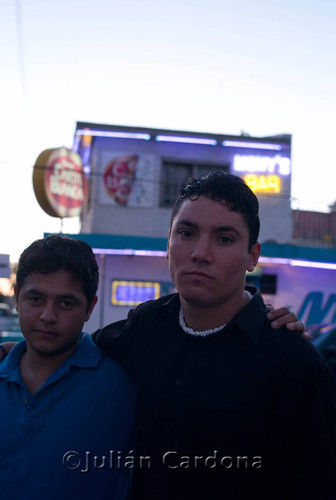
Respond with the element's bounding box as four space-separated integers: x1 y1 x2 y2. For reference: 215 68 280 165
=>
33 147 89 218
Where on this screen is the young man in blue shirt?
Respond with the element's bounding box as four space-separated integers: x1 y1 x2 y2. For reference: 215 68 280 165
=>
0 235 136 499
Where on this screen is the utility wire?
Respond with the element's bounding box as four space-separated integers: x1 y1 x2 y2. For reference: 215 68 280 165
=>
15 0 25 105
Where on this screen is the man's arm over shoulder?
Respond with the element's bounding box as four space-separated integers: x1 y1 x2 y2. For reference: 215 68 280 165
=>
92 296 168 375
92 319 127 351
91 299 153 370
92 317 131 364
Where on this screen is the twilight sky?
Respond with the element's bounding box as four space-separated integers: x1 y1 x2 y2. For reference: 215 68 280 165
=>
1 0 335 261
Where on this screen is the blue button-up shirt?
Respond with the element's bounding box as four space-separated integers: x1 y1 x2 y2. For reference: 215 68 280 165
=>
0 333 136 500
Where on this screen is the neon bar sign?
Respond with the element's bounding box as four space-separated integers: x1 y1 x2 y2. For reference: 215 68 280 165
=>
233 154 291 194
111 280 160 306
244 174 280 193
233 154 291 175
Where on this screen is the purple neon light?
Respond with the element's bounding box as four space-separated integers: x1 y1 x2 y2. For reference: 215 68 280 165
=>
259 256 336 270
155 135 217 146
92 249 336 270
258 256 290 265
290 260 336 271
76 129 151 140
222 141 282 151
93 248 167 257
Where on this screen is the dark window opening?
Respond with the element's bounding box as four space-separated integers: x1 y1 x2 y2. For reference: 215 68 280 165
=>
160 161 229 207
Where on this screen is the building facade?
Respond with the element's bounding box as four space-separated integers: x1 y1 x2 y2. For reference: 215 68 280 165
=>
74 122 292 244
69 123 335 331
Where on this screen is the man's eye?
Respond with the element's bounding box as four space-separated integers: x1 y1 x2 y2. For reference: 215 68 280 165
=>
29 297 41 304
218 236 233 243
180 230 193 238
60 301 74 309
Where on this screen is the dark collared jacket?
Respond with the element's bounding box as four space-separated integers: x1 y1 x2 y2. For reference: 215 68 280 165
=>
93 288 336 500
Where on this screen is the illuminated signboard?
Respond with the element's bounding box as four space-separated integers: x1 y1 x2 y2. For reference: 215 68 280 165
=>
233 154 291 175
233 154 291 194
244 174 280 193
33 147 89 217
112 281 160 306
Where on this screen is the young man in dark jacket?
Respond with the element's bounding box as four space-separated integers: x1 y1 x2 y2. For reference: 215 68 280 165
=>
93 172 336 500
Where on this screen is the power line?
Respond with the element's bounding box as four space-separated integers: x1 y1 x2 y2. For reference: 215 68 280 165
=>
15 0 25 104
0 160 32 169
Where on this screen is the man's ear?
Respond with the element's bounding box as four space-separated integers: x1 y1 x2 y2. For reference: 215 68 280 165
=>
166 238 170 260
14 285 19 312
86 296 98 321
247 242 261 272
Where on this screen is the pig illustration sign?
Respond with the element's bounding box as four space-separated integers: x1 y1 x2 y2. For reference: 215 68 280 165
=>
98 152 156 207
103 154 138 205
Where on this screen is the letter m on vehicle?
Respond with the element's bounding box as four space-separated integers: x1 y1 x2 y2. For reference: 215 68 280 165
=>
298 292 336 326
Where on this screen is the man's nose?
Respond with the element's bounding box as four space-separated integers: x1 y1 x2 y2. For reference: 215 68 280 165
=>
40 303 57 323
190 236 212 263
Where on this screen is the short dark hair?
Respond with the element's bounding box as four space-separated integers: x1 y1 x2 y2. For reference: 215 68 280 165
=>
170 171 260 249
16 234 99 310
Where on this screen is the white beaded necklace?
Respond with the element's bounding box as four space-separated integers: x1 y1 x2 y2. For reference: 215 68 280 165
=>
179 290 253 338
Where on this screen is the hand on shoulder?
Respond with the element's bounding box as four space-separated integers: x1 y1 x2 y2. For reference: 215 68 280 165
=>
266 306 307 337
